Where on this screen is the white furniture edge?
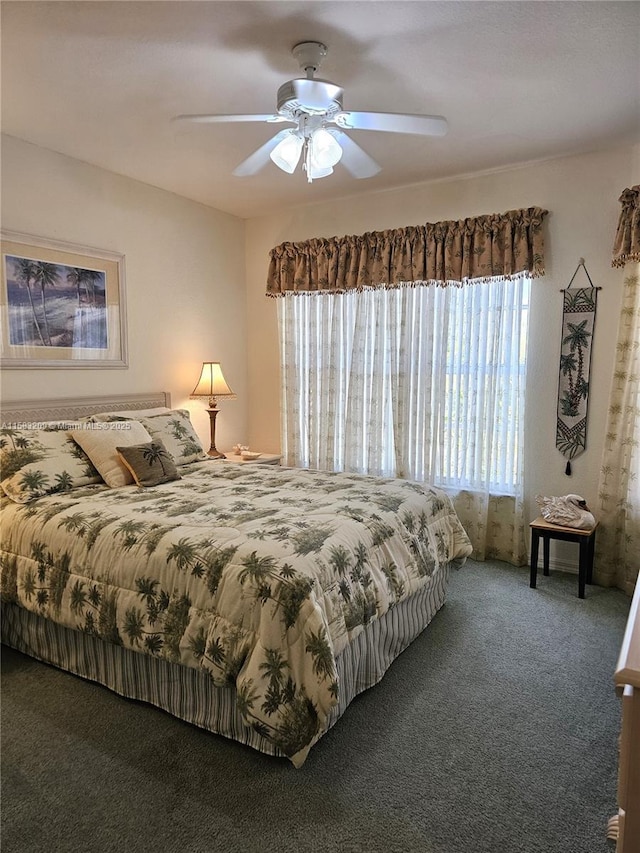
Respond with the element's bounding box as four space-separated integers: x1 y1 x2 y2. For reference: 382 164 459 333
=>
615 575 640 691
612 575 640 852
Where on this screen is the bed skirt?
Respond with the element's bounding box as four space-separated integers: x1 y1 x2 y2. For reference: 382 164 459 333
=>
1 563 449 762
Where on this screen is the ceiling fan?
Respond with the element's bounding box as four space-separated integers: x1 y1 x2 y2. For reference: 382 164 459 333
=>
174 41 448 183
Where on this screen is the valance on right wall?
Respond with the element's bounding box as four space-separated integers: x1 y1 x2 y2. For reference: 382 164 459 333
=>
612 184 640 267
267 206 548 296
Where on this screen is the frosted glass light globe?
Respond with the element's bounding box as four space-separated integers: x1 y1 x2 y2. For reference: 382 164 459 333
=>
270 132 304 173
310 128 343 168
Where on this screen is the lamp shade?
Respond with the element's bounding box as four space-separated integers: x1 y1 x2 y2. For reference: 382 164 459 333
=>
190 362 236 406
310 128 342 168
270 132 304 174
307 162 334 180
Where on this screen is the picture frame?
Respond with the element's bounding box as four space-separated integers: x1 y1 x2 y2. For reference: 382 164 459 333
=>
1 230 128 368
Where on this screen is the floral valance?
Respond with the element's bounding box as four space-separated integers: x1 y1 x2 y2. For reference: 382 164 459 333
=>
267 206 548 296
612 185 640 268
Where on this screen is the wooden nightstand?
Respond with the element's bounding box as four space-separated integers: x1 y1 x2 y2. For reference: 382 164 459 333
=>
223 452 281 466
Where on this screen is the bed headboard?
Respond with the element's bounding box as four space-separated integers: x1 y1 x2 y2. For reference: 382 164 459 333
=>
0 392 172 424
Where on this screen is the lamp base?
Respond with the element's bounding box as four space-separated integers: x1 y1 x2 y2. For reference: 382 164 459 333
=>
206 408 225 459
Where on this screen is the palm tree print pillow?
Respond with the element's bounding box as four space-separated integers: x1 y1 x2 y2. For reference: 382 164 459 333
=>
96 409 207 466
137 410 207 466
116 439 181 486
0 423 102 503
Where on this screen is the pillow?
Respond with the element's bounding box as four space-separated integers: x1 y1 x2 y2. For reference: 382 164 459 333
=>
68 421 152 488
138 410 207 466
90 406 172 421
116 439 181 487
0 422 102 503
95 409 207 466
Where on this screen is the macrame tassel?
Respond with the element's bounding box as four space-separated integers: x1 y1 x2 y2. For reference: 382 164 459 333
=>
565 460 572 476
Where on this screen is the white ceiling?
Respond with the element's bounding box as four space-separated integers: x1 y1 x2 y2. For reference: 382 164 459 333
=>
2 1 639 220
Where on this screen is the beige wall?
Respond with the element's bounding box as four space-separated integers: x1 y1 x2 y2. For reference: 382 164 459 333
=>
246 145 639 567
1 135 247 451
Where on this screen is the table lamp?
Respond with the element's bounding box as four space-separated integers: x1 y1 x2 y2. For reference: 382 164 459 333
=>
190 361 236 458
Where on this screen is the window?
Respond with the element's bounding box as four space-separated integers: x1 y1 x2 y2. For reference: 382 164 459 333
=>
278 276 530 496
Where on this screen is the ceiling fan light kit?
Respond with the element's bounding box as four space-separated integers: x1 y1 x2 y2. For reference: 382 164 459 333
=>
175 41 447 183
270 120 343 183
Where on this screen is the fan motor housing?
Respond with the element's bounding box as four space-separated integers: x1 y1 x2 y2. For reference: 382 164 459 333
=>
277 78 344 115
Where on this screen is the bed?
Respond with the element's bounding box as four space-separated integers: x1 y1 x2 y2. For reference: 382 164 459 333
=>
0 392 472 766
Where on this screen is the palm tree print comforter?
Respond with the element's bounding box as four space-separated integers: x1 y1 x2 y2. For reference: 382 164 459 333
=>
0 461 472 766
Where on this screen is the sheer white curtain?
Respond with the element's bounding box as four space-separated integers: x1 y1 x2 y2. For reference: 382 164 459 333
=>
279 278 531 564
595 262 640 594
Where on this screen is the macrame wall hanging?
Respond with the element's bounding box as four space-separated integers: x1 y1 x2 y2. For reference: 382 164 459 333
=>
556 259 599 475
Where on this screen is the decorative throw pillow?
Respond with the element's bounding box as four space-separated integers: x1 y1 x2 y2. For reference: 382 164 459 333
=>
94 409 206 466
68 421 152 488
116 439 181 487
0 422 102 503
138 410 207 466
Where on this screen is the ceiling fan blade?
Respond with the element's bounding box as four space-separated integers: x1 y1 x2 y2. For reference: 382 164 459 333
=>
232 130 292 177
334 111 448 137
332 132 381 179
173 113 291 124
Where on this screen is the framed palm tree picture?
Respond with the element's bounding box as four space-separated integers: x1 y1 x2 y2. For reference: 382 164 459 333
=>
1 231 127 368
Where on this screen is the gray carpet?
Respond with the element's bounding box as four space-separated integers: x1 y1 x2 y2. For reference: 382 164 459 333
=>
1 560 630 853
